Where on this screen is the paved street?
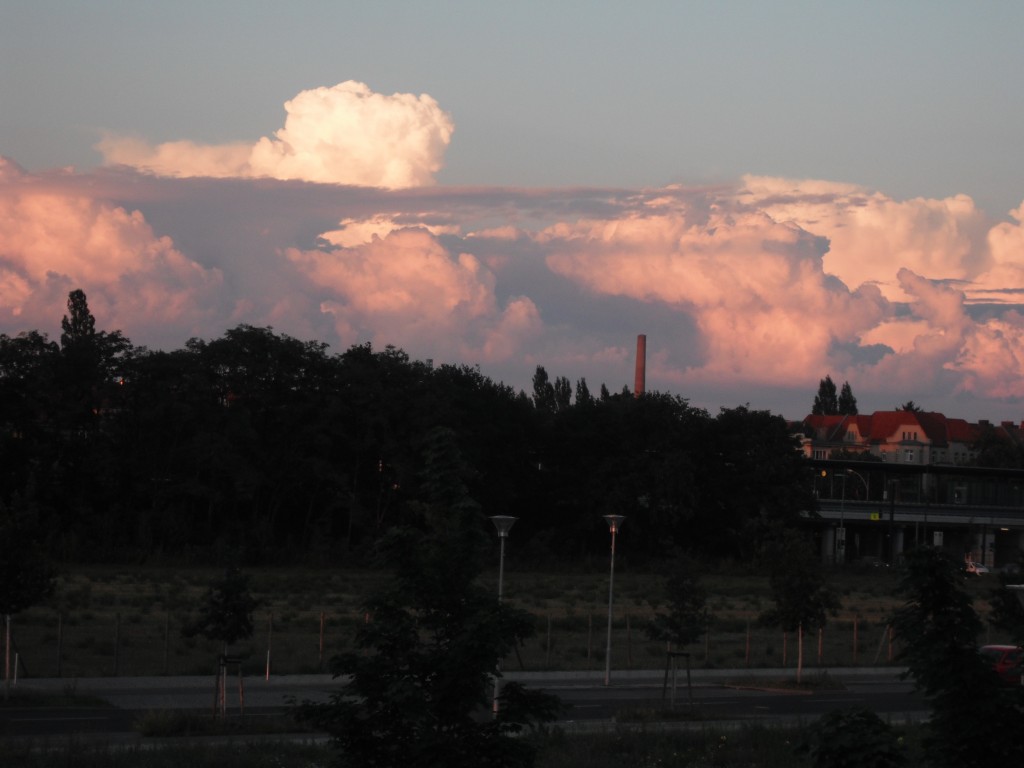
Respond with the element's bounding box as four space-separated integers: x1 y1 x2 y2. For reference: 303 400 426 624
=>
1 666 926 742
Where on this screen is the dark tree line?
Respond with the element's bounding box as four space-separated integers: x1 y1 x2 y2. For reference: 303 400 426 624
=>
0 291 815 566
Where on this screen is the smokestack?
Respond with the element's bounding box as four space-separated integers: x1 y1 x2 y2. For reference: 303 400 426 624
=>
634 334 646 397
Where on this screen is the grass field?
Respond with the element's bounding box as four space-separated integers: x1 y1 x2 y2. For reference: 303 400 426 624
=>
2 562 1010 680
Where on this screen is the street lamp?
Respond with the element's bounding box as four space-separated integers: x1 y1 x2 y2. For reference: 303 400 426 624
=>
489 515 517 715
603 514 625 687
837 469 868 564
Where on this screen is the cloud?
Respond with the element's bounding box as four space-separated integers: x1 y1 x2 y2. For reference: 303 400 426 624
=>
0 158 223 346
543 201 889 386
286 227 542 363
740 175 991 302
97 81 454 188
4 160 1024 419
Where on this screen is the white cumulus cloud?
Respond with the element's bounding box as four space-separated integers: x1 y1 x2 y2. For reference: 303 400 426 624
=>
98 81 454 188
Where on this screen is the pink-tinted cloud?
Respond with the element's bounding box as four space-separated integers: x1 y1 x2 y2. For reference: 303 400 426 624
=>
543 202 889 387
3 157 1024 419
286 227 541 363
97 82 454 189
0 158 222 346
741 176 991 302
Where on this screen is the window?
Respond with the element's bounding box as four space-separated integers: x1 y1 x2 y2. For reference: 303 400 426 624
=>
904 449 914 462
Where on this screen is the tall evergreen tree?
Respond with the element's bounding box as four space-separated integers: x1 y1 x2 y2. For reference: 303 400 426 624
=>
574 377 593 407
552 375 572 411
811 375 839 415
838 381 858 415
531 365 556 413
59 289 96 349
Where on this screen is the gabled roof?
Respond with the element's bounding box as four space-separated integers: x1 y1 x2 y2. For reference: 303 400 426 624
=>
799 410 984 447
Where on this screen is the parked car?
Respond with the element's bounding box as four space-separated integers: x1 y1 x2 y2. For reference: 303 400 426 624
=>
965 560 990 575
980 644 1023 685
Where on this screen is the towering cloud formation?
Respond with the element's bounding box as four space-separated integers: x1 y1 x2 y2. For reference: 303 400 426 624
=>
98 81 454 188
287 228 542 362
4 78 1024 418
0 158 223 347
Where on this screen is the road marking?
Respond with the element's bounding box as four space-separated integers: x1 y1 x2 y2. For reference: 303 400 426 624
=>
12 716 111 722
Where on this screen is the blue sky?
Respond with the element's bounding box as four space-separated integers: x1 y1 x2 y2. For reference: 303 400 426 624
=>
4 1 1024 421
5 1 1024 215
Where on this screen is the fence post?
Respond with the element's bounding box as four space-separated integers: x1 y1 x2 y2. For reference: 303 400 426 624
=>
545 615 552 668
587 615 593 667
745 620 751 667
113 613 121 677
704 618 710 664
265 613 273 680
319 611 325 671
163 613 170 675
4 614 10 701
626 612 632 670
853 617 859 665
56 613 64 678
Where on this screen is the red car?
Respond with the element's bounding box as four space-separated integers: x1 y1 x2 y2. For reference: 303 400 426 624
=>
980 645 1023 685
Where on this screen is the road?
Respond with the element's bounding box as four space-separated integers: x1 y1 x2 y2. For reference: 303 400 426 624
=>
1 667 927 742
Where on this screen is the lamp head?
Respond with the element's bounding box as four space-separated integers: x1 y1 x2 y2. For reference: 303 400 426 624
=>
489 515 518 538
603 514 626 533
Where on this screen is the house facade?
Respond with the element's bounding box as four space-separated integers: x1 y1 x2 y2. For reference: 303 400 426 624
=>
793 410 1023 466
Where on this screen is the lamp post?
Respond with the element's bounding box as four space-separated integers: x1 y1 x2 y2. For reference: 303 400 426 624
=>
489 515 517 715
603 514 625 687
837 469 868 564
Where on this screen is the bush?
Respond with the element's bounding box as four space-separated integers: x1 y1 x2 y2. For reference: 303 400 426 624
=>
799 707 905 767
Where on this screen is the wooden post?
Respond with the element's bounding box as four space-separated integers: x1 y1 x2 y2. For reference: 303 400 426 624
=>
56 614 64 678
817 627 824 666
626 612 632 669
587 615 593 667
113 613 121 677
213 661 222 718
545 614 552 668
3 614 10 701
797 624 804 684
318 611 325 671
887 625 893 662
704 618 710 664
265 613 273 681
163 613 170 675
853 617 859 665
745 620 751 667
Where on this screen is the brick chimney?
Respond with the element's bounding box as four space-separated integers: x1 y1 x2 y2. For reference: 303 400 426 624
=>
634 334 646 397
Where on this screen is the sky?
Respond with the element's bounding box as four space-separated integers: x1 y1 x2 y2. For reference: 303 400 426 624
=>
3 1 1024 421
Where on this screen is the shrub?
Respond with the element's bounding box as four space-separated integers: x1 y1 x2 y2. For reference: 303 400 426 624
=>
798 707 905 767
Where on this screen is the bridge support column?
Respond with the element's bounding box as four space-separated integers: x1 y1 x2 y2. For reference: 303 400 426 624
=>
892 527 905 565
821 527 835 564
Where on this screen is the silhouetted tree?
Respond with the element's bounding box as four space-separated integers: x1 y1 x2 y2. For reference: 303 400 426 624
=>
552 375 572 411
897 400 923 412
0 495 56 617
838 381 858 415
812 375 839 415
989 550 1024 644
647 554 711 648
759 527 840 633
531 365 556 413
891 547 1024 767
183 567 257 654
303 429 560 767
574 377 593 407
